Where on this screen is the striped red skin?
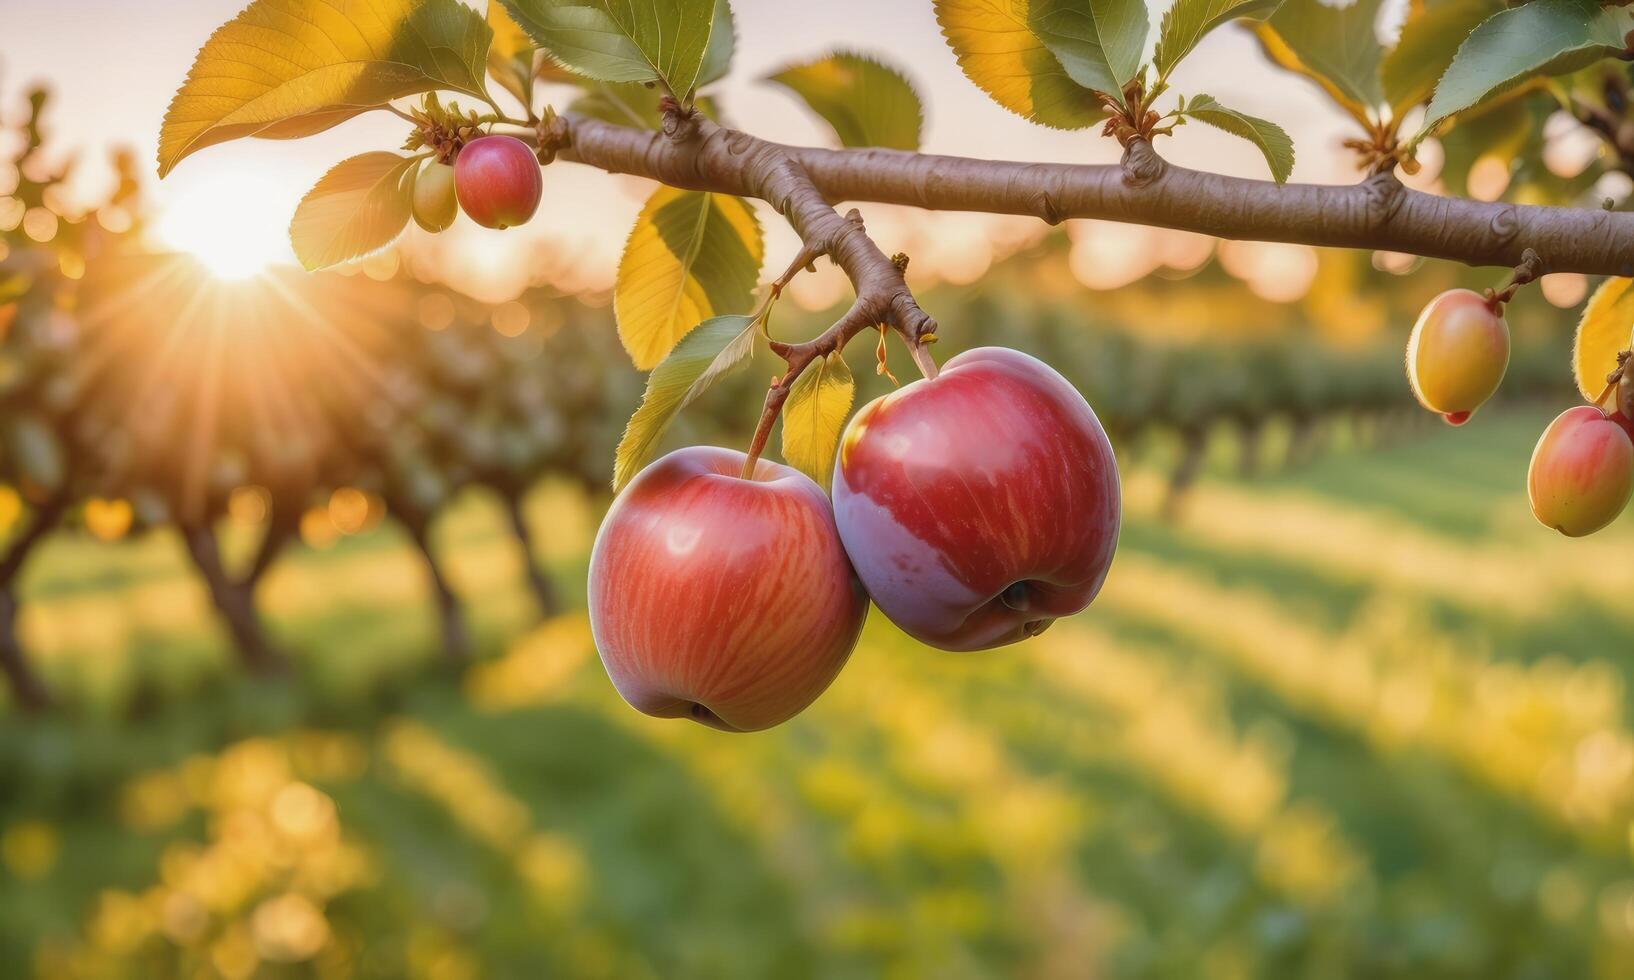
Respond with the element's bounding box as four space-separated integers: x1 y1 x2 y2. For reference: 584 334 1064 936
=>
1528 406 1634 537
588 446 867 732
453 136 542 230
833 347 1121 651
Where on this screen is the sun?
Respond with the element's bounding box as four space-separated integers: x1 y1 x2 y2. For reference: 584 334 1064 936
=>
154 171 294 280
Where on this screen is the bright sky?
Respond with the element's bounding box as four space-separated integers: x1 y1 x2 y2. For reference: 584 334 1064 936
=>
1 0 1376 299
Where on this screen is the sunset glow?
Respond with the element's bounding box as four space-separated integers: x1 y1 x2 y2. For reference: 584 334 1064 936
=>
153 170 293 280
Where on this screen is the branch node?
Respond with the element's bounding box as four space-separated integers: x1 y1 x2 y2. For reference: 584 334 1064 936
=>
1488 205 1521 244
1489 247 1547 311
534 105 570 164
1121 139 1165 188
1363 170 1406 227
658 96 700 143
1038 189 1065 226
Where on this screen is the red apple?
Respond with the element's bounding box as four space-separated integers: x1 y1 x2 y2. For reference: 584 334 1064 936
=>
588 446 867 731
454 135 541 230
833 347 1120 651
1528 405 1634 537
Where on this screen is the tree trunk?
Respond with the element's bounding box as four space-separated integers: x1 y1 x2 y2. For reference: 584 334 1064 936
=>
502 491 558 619
0 589 50 713
1237 420 1262 480
0 491 70 713
1286 415 1320 468
181 525 287 675
1162 429 1208 523
405 519 470 662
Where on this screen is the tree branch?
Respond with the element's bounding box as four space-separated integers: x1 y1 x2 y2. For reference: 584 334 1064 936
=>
588 101 941 474
557 114 1634 277
241 507 296 588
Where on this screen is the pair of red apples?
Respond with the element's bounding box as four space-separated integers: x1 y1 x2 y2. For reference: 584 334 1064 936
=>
588 348 1123 732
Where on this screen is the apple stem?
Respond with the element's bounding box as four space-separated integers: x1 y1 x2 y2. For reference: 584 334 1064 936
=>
1486 247 1544 313
908 340 940 381
740 385 791 479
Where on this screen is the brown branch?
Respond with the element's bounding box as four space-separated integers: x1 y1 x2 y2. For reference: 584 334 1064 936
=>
592 101 939 476
557 114 1634 277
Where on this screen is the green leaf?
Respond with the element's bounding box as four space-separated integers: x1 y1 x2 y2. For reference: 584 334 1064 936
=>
613 314 759 490
1254 0 1386 125
1180 94 1295 183
568 82 719 129
699 0 735 86
934 0 1104 129
1381 0 1499 114
614 187 763 370
499 0 716 97
1028 0 1148 99
780 350 855 489
289 152 418 271
1419 0 1634 137
765 53 923 151
1433 96 1531 197
159 0 492 177
1155 0 1284 79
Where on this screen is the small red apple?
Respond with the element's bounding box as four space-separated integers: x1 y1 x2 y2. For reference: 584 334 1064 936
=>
454 135 541 230
588 446 867 731
1528 405 1634 537
833 347 1121 651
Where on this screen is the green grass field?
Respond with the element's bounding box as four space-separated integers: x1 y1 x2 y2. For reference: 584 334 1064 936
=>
5 406 1634 979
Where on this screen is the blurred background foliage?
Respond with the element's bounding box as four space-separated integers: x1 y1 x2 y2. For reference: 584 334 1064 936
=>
4 48 1634 979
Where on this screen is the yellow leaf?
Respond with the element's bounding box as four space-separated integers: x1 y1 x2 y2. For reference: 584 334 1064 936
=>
1573 277 1634 402
84 498 134 542
933 0 1103 130
160 0 492 176
289 152 418 271
488 1 535 106
489 0 532 62
781 351 856 489
614 187 762 370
